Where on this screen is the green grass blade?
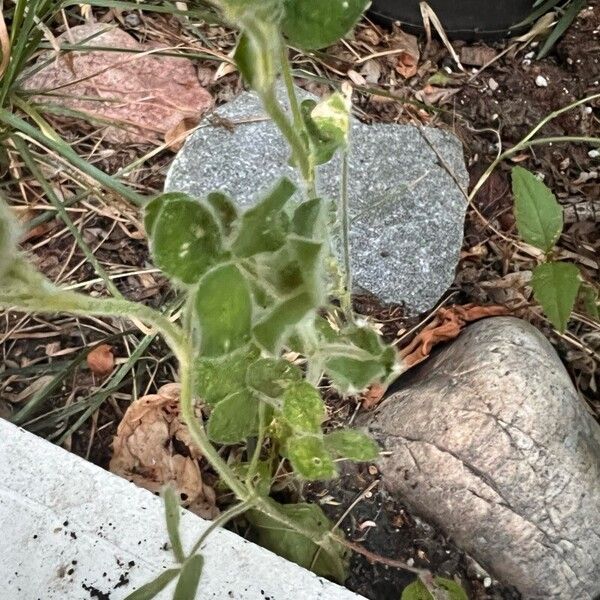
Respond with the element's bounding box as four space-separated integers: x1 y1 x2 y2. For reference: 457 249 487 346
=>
537 0 585 58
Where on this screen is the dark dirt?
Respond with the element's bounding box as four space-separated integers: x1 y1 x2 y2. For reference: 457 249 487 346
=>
305 463 520 600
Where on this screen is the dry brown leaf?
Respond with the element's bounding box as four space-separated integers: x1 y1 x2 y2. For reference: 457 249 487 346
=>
109 383 219 519
87 344 115 376
361 382 387 411
415 85 459 105
398 304 509 369
391 30 420 79
165 116 199 152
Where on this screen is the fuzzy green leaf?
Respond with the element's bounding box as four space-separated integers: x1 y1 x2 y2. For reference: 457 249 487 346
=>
247 357 302 397
310 92 351 148
292 197 326 239
401 577 468 600
207 390 259 443
206 191 238 236
253 291 314 352
532 262 581 332
512 166 563 253
286 434 337 480
232 178 296 257
247 500 348 582
289 236 325 302
173 554 204 600
324 429 379 461
195 344 260 405
282 381 326 433
326 356 385 393
123 568 180 600
163 485 185 563
146 193 223 285
282 0 369 49
300 99 341 166
195 264 253 356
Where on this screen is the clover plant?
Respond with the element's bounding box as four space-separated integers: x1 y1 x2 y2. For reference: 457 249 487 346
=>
0 0 404 596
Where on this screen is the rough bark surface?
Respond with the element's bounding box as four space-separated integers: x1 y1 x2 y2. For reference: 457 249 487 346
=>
360 317 600 599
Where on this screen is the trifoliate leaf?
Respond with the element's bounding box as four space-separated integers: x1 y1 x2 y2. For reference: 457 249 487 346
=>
207 390 259 443
324 429 379 461
247 358 302 397
247 499 348 582
146 193 223 285
326 356 385 393
195 264 253 356
282 381 326 433
195 344 260 405
232 178 296 257
282 0 369 50
206 191 238 236
286 434 336 480
253 291 315 353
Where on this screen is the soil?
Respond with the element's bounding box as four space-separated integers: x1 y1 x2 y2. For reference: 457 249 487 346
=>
1 3 599 600
305 464 521 600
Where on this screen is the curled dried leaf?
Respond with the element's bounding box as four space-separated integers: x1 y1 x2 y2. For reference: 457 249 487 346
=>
398 303 509 368
87 344 115 376
109 383 219 519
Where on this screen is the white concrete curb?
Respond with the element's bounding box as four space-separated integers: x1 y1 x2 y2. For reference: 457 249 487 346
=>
0 419 364 600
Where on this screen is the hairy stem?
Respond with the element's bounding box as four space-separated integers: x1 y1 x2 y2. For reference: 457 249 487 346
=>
262 86 313 191
279 43 317 199
188 499 257 557
339 150 353 320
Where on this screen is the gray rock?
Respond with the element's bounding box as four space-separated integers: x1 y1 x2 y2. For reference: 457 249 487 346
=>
360 317 600 599
165 86 468 313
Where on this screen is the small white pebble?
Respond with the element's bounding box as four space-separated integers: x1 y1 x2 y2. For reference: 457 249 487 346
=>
584 106 593 114
488 77 499 91
525 51 535 59
483 577 492 588
536 75 549 87
407 558 415 567
588 149 600 158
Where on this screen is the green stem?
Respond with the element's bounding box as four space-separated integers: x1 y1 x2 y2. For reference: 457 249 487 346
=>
0 269 183 351
280 44 304 133
262 87 314 195
339 150 353 320
245 402 267 489
188 499 256 557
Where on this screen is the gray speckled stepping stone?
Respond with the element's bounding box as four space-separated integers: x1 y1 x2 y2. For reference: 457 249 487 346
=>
165 85 468 313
